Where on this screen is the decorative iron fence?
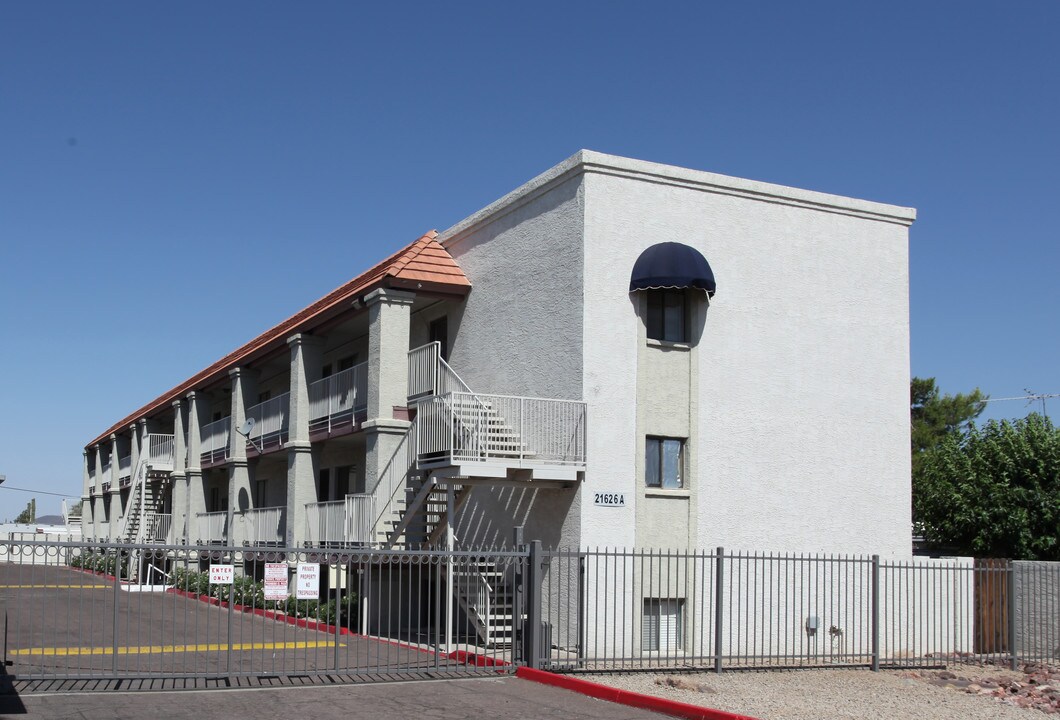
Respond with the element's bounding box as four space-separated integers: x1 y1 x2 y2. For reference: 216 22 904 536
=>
0 539 524 682
532 546 1059 672
1 538 1056 684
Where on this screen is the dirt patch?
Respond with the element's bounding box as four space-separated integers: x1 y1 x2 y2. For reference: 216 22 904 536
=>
587 663 1060 720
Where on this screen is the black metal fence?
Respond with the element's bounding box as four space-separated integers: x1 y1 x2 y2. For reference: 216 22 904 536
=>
533 547 1060 672
2 539 1057 682
1 539 523 681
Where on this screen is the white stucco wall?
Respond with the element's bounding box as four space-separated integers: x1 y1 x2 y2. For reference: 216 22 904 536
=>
580 152 915 557
439 150 915 558
439 167 587 550
440 169 585 402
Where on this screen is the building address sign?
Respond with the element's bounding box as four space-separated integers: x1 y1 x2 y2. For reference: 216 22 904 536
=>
594 492 626 507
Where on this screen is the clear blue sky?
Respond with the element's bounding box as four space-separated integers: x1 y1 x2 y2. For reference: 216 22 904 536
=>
2 2 1057 515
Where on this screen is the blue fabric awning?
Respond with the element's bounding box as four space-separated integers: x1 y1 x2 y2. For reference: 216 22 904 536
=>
629 242 716 296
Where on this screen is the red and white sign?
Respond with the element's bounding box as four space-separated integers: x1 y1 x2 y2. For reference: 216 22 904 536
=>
264 563 288 601
296 563 319 600
209 564 234 585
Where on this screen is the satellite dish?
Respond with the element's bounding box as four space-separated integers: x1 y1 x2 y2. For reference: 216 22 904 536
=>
239 418 256 436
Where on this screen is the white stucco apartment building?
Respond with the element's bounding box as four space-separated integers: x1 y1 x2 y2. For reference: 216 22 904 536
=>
80 150 916 561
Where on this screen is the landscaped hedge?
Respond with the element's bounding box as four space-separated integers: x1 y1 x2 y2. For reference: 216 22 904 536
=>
69 550 128 576
166 566 352 626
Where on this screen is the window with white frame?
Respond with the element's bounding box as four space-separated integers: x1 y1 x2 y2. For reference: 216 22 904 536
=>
642 598 684 652
646 437 685 489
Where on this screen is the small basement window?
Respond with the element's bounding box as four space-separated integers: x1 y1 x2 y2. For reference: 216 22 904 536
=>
643 598 684 653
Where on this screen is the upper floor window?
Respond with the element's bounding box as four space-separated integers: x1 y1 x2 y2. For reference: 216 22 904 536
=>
630 242 716 346
646 290 688 343
646 436 684 489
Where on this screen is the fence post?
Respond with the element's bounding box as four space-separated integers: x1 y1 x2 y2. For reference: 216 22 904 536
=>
111 548 120 673
871 554 880 672
714 546 724 674
512 527 524 646
526 540 543 669
1008 562 1018 671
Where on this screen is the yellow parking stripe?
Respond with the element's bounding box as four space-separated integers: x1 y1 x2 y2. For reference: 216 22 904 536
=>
11 641 343 657
0 584 110 589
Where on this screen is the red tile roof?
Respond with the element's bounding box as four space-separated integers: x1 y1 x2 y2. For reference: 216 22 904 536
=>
86 232 470 449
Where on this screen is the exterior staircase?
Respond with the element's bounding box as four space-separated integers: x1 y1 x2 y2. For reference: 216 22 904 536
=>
359 342 585 647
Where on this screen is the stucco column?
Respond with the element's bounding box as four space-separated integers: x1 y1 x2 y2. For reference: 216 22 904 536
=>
363 288 414 512
108 434 122 540
366 288 415 420
81 451 93 538
93 444 105 539
171 399 188 543
286 333 323 548
129 423 141 484
185 391 208 542
228 367 258 546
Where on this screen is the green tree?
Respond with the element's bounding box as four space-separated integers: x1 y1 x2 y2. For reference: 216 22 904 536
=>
913 414 1060 559
911 377 986 478
14 499 36 524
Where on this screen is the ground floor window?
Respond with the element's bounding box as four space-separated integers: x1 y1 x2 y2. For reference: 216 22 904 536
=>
642 598 684 652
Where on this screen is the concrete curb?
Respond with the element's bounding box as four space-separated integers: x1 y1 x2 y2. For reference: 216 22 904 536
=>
515 667 761 720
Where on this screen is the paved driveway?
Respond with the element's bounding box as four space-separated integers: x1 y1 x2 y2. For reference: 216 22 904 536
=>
5 676 665 719
3 563 470 678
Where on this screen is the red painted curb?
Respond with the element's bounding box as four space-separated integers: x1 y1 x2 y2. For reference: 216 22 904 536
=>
165 587 355 636
515 667 760 720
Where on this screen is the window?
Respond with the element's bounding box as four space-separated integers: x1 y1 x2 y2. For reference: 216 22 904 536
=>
338 355 357 371
646 437 684 489
643 598 683 652
255 479 268 507
646 290 688 343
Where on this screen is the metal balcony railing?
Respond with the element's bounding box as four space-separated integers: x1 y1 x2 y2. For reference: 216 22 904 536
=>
241 506 285 545
415 392 587 468
245 393 290 452
195 511 228 544
200 418 231 465
305 495 375 546
143 512 171 543
118 454 132 479
308 363 368 433
147 434 175 469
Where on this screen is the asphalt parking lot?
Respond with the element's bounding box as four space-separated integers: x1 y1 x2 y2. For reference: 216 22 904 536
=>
5 675 666 719
1 562 471 679
1 561 671 719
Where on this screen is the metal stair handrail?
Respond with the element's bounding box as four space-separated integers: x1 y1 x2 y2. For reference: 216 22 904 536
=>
367 417 419 542
115 456 149 544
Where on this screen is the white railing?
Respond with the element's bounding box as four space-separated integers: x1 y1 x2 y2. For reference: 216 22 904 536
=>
246 393 290 450
200 417 231 464
305 494 375 546
196 511 228 543
147 433 175 469
118 454 132 478
368 419 418 540
102 460 112 477
308 363 368 432
407 342 476 399
143 512 171 543
241 506 285 545
415 392 587 467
